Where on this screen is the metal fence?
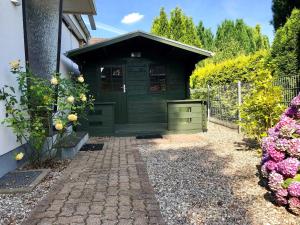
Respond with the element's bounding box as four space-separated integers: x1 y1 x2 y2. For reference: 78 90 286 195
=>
274 74 300 106
190 74 300 130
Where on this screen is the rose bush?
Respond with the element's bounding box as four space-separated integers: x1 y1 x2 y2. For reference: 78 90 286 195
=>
261 93 300 215
0 61 94 166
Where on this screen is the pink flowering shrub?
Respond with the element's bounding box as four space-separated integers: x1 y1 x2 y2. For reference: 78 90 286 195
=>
261 93 300 215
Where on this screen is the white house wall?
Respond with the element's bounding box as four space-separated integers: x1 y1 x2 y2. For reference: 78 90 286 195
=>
0 1 26 157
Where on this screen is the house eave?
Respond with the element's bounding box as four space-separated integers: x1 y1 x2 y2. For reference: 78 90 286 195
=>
63 0 96 15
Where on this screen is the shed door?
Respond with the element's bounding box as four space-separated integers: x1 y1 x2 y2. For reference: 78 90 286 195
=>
99 65 127 124
126 61 167 124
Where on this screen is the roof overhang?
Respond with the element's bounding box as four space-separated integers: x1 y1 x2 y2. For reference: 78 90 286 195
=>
67 31 214 60
63 0 96 15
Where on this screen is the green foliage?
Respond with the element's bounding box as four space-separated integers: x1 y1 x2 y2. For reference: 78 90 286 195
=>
212 19 270 63
150 7 169 38
282 174 300 189
239 78 284 140
270 9 300 78
271 0 300 30
197 21 214 50
0 63 94 166
191 51 285 140
151 7 202 47
191 51 269 87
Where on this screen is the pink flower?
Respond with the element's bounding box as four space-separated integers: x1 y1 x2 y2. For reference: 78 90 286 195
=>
264 160 278 172
291 94 300 107
288 182 300 197
267 127 279 137
275 115 296 131
279 124 297 138
262 136 277 152
277 158 300 178
287 139 300 157
288 197 300 215
268 147 285 162
268 172 284 191
285 106 298 117
275 189 288 206
275 138 291 152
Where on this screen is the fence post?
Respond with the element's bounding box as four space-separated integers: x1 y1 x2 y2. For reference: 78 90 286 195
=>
238 81 242 133
207 84 210 122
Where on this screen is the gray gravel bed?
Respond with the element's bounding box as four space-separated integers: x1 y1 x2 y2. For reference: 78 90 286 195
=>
138 123 300 225
0 161 69 225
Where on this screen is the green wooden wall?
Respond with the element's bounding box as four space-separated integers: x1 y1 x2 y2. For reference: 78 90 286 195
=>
82 56 188 125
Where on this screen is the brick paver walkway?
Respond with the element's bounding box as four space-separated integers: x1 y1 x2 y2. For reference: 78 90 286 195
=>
23 137 165 225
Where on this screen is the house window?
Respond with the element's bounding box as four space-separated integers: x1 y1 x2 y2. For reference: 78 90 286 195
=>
149 65 166 92
100 66 123 92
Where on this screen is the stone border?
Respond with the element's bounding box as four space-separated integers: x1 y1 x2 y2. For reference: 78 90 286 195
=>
0 169 50 194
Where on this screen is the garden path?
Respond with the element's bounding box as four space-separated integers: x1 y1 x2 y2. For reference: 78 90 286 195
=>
23 137 165 225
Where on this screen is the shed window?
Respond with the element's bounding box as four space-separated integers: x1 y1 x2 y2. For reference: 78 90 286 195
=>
100 66 123 92
149 65 166 92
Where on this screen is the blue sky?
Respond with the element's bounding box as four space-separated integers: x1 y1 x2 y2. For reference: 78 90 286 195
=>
85 0 275 42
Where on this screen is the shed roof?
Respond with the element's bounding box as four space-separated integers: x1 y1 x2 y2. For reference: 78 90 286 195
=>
66 31 214 59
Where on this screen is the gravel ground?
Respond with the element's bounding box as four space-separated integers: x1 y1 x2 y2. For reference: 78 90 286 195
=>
0 160 70 225
138 123 300 225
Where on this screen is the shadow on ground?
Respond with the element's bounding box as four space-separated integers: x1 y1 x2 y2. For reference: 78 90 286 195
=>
141 142 256 225
234 137 260 151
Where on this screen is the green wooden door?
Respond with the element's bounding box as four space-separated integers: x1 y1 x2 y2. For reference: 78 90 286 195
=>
126 59 165 123
98 65 128 124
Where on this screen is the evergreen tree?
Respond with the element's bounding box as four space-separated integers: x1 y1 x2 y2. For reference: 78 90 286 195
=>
270 9 300 77
151 7 169 38
271 0 300 30
183 17 202 47
197 21 214 50
253 25 270 50
169 7 186 42
235 19 252 53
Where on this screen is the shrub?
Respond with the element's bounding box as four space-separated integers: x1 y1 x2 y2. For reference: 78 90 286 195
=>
261 93 300 215
0 61 94 166
190 51 284 140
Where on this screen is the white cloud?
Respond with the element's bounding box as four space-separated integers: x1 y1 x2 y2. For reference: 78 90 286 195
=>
121 12 144 24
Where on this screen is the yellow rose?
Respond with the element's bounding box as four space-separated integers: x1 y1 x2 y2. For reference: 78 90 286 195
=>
78 75 84 83
51 77 59 85
15 152 24 161
80 94 87 102
9 60 20 71
68 114 78 122
55 121 63 130
67 96 75 104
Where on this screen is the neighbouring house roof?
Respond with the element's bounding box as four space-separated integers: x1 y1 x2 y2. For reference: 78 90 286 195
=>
67 31 214 59
88 38 109 45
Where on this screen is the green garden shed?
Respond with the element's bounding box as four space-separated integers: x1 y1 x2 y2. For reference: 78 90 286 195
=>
67 31 213 136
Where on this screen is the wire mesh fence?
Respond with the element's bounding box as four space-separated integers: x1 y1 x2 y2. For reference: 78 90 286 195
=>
274 74 300 106
190 75 300 130
191 82 251 130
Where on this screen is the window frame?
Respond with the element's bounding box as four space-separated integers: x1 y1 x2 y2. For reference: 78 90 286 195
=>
99 65 124 92
149 64 167 93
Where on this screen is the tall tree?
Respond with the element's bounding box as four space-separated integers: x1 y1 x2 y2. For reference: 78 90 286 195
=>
271 0 300 30
184 17 202 47
270 9 300 77
151 7 169 38
151 7 202 47
169 7 186 42
197 21 214 50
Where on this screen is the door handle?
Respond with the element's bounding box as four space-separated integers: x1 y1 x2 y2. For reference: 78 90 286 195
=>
123 84 126 93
